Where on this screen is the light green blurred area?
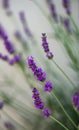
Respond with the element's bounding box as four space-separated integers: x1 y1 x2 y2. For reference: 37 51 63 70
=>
0 0 79 130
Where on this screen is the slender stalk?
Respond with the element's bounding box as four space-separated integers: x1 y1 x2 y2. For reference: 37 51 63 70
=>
50 116 69 130
51 92 78 130
69 15 79 33
52 59 76 88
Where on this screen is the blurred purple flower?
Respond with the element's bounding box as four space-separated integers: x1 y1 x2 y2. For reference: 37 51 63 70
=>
9 55 21 65
0 101 4 109
72 92 79 111
19 11 32 37
44 81 53 92
0 25 15 54
4 121 15 130
63 18 72 33
42 108 51 118
46 0 58 22
46 52 53 59
42 33 53 59
2 0 9 9
62 0 71 15
4 39 15 54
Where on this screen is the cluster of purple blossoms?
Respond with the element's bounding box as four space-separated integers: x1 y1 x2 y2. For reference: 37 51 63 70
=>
42 33 53 59
44 81 53 92
0 25 21 65
47 0 58 22
27 56 53 118
27 56 46 82
32 88 51 118
19 11 32 37
4 121 15 130
62 0 71 15
0 101 4 109
63 18 72 33
0 25 15 54
0 52 21 65
9 55 21 65
72 92 79 111
2 0 12 16
32 88 45 109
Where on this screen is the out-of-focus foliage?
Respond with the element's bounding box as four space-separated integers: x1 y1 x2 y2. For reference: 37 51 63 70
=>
0 0 79 130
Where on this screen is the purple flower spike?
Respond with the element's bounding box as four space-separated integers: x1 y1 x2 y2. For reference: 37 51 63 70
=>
14 55 21 62
42 108 51 118
34 68 46 82
62 0 69 8
42 33 49 52
63 18 72 33
0 25 8 40
27 56 37 71
62 0 71 15
2 55 9 61
9 58 15 65
32 88 45 110
2 0 9 9
42 33 53 59
4 121 15 130
72 92 79 111
44 81 53 92
4 40 15 54
46 52 53 59
0 101 4 109
27 56 46 82
66 7 71 15
47 0 58 22
19 11 32 37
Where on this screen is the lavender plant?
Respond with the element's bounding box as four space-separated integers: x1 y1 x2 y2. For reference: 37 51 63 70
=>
0 0 79 130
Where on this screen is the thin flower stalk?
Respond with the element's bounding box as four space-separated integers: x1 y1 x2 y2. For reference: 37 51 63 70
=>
50 116 69 130
51 92 78 130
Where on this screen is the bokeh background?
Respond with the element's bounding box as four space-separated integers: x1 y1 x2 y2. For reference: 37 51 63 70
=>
0 0 79 130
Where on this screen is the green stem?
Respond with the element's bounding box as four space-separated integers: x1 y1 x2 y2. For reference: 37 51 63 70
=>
69 15 79 33
51 92 78 130
52 59 76 88
50 116 69 130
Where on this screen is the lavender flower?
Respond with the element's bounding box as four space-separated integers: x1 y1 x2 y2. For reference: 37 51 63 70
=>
0 101 4 109
42 33 49 52
9 58 15 65
62 0 71 15
9 55 21 65
32 88 45 110
4 121 15 130
0 53 9 61
47 0 58 22
2 0 9 9
72 92 79 110
42 108 51 118
1 55 9 61
0 25 15 54
27 56 37 71
63 18 72 33
4 39 15 54
27 56 46 82
44 81 53 92
34 68 46 82
42 33 53 59
46 52 53 59
0 24 8 40
19 11 32 37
